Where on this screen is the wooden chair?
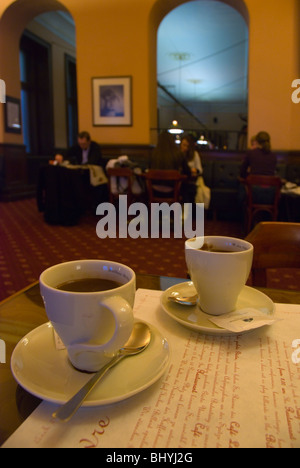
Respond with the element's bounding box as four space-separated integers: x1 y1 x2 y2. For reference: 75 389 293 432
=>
107 167 135 205
143 169 187 205
244 174 282 232
245 221 300 286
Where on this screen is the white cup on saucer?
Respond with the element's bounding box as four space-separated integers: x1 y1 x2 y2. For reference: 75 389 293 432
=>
185 236 253 316
40 260 135 372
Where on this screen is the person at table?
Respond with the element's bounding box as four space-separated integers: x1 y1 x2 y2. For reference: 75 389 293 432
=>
180 133 211 208
180 133 202 203
239 131 278 210
56 131 107 208
57 131 104 167
240 131 277 179
149 131 188 196
250 134 259 149
150 131 185 171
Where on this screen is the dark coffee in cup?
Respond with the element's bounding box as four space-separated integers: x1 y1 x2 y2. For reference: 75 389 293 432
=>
200 243 236 253
56 278 122 292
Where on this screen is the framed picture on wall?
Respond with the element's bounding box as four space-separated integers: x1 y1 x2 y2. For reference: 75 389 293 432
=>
5 96 22 134
92 76 132 126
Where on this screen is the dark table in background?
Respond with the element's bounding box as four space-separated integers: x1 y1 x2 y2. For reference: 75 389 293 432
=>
36 165 108 226
280 191 300 222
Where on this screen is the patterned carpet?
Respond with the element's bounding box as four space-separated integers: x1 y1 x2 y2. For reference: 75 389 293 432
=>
0 198 299 301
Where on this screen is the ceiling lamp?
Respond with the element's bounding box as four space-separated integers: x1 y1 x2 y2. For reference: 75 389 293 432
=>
197 135 208 145
168 120 184 135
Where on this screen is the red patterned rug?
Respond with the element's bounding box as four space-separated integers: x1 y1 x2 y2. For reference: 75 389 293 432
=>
0 198 299 301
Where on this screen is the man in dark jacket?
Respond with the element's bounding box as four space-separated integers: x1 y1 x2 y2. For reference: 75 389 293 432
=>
59 131 108 209
67 131 103 166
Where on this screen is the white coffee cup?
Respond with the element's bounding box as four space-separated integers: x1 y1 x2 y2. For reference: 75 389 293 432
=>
40 260 135 372
185 236 253 316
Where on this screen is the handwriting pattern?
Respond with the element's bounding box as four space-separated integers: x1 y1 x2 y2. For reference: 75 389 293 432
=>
79 417 110 448
124 331 300 448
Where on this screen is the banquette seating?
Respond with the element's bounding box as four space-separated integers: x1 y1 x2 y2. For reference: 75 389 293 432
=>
201 158 242 220
201 156 290 221
101 149 300 222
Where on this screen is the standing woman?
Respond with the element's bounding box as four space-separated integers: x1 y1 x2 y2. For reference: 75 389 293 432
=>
180 134 211 208
180 134 203 177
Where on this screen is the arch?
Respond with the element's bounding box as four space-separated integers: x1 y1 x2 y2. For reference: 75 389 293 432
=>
0 0 74 143
148 0 249 141
0 0 69 38
150 0 248 32
0 0 70 94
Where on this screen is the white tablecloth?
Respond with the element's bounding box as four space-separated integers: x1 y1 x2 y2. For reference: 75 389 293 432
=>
2 289 300 448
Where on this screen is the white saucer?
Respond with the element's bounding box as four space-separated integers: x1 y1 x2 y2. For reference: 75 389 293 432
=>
161 282 275 335
11 321 170 406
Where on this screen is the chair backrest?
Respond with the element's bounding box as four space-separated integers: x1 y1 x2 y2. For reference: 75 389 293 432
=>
143 169 186 204
245 174 282 204
245 174 282 232
246 221 300 286
106 167 134 204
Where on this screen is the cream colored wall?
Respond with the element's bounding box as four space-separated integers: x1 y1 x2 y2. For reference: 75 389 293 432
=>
0 4 28 145
0 0 300 150
246 0 300 150
63 0 154 145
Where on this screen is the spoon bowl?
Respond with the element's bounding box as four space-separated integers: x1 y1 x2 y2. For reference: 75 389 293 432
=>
52 322 151 422
168 293 198 306
120 321 152 353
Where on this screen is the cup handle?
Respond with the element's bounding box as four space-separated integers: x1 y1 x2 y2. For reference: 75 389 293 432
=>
68 296 134 359
97 295 134 355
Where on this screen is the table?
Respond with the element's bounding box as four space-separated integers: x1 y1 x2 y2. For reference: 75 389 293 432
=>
36 165 108 225
280 192 300 222
0 276 300 448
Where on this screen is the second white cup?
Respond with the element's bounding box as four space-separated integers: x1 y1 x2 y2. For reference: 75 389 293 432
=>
185 236 253 316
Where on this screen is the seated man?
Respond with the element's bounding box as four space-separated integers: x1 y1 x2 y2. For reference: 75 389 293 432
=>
55 131 108 209
67 131 103 166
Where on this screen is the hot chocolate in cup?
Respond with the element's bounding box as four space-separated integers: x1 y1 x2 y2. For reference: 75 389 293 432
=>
185 236 253 316
40 260 135 372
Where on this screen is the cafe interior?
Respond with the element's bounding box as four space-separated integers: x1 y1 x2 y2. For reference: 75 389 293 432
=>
0 0 300 449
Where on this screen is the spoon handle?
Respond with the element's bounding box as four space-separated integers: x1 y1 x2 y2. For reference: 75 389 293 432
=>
52 354 123 422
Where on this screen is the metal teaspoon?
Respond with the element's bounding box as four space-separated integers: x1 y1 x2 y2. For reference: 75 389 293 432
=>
168 293 198 306
52 322 151 422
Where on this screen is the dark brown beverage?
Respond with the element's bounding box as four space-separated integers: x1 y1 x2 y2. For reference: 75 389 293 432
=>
199 243 236 253
56 278 122 292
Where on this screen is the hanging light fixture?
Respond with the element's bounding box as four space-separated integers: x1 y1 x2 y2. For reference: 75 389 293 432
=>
168 120 184 134
167 52 190 139
197 134 208 145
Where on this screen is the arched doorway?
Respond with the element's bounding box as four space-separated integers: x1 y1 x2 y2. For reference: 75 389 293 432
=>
0 0 75 200
20 11 77 154
0 0 75 150
149 0 249 148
